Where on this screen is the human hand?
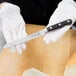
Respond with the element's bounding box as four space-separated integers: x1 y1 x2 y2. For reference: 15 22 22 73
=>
43 0 76 44
0 2 27 55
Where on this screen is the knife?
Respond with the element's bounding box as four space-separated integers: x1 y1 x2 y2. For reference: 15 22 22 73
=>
4 19 72 48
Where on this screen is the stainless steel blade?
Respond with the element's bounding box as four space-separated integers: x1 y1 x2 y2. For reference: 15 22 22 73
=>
4 28 47 48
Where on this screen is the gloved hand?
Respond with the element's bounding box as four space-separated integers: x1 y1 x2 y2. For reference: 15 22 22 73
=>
43 0 76 44
0 19 6 52
0 2 27 55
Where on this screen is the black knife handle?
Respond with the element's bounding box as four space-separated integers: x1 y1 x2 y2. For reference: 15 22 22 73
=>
47 19 72 32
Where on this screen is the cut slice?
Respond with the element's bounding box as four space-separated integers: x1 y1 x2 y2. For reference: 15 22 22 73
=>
22 68 49 76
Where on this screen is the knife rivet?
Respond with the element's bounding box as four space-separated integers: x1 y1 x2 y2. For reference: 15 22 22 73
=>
50 27 52 29
58 23 61 26
67 20 70 23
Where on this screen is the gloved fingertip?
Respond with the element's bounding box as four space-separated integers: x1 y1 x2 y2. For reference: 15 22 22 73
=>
45 40 52 45
17 49 22 55
43 37 46 42
43 37 51 44
21 43 26 50
43 32 53 43
43 35 48 42
16 45 23 55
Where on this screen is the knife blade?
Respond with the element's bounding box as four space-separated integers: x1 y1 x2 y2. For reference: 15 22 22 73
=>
4 19 72 48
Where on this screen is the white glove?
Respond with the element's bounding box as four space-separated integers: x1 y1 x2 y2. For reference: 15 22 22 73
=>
43 0 76 44
0 19 6 52
0 2 27 55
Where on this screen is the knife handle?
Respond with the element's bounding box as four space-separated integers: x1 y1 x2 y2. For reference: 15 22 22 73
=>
47 19 72 32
